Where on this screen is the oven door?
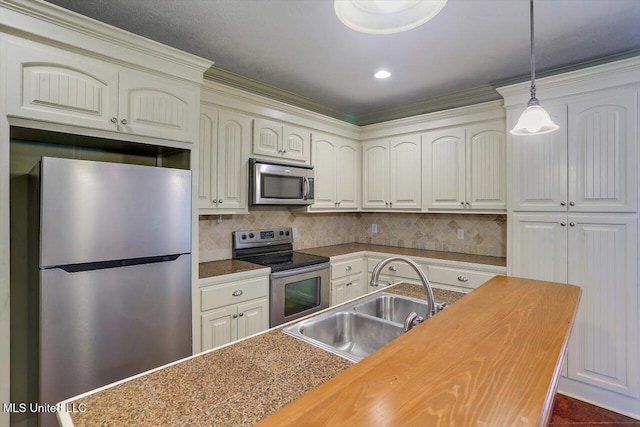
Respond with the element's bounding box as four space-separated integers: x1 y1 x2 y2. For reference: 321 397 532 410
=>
270 263 329 327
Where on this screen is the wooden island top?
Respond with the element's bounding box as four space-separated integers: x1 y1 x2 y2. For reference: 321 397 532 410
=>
258 276 581 427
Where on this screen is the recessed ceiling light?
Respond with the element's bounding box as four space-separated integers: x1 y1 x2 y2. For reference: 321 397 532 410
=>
374 70 391 79
335 0 448 35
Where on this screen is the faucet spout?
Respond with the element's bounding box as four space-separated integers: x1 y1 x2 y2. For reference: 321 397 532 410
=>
370 256 437 317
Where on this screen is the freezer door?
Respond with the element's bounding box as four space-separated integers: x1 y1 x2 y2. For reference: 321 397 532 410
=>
39 254 192 411
39 157 191 267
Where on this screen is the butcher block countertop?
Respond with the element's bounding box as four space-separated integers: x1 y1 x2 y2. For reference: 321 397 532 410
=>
58 277 579 426
258 276 581 427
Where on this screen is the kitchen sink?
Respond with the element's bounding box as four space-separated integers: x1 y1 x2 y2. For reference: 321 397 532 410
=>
353 294 429 323
283 292 429 362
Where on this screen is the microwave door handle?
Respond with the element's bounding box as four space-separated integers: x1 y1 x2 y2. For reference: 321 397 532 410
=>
303 176 309 200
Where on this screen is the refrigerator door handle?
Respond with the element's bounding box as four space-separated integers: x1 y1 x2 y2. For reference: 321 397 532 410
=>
51 253 186 273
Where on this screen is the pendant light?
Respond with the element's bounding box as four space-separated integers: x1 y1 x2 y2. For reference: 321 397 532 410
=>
510 0 559 136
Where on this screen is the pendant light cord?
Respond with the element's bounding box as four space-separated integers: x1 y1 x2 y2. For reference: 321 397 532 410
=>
530 0 536 99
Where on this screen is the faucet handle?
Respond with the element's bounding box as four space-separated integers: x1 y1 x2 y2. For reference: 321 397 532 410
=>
403 312 424 332
434 302 448 313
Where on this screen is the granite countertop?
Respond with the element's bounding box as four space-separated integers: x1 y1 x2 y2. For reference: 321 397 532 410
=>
60 284 463 426
298 243 507 267
199 243 506 280
199 259 269 279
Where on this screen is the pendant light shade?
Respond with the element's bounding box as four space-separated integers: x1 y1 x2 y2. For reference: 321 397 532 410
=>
510 0 559 136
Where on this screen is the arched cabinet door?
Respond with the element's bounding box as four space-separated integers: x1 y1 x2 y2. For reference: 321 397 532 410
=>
422 128 466 210
467 122 506 210
568 90 637 213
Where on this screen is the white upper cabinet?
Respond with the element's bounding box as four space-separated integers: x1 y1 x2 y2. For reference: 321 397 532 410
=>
568 90 637 212
252 118 310 163
423 120 506 211
6 39 200 143
311 133 360 210
199 106 251 213
362 135 421 210
511 89 637 212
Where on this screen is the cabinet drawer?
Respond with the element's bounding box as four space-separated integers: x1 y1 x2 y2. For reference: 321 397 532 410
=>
332 258 364 279
367 258 427 280
201 276 268 312
428 266 494 289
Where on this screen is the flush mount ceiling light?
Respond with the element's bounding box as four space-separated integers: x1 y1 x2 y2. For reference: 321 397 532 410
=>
334 0 448 35
510 0 559 136
374 70 391 79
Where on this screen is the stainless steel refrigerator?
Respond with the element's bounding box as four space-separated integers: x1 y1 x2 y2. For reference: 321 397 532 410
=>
30 157 192 425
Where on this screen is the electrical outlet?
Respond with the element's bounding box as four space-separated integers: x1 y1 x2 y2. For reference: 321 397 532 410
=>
292 228 299 238
372 223 378 234
456 228 464 240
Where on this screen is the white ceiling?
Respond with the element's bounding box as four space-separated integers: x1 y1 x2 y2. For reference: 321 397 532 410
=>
43 0 640 124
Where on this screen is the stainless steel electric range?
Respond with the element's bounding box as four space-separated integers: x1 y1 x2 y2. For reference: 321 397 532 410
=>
232 228 330 327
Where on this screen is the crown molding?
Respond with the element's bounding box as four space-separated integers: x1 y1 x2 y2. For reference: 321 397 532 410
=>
0 0 212 82
201 79 362 140
497 51 640 107
204 66 358 124
360 100 505 141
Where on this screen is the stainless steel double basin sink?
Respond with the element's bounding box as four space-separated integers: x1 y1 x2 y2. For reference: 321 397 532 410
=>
282 292 429 362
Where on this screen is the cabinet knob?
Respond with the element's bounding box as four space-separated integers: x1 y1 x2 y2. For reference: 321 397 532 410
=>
560 222 566 227
120 118 128 125
569 201 576 206
457 276 469 282
560 201 566 206
232 290 243 297
346 282 352 287
389 266 397 272
569 222 575 227
389 202 392 208
232 314 238 319
218 199 224 204
345 265 352 271
282 150 287 154
239 312 244 317
277 149 282 154
110 117 118 124
385 202 389 208
465 202 470 207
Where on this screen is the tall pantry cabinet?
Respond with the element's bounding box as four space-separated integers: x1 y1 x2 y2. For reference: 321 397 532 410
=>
498 58 640 419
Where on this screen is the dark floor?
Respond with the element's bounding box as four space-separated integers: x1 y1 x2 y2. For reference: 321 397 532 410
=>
550 394 640 426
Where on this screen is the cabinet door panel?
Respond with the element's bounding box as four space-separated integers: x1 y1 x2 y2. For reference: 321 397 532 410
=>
331 278 349 306
216 111 250 210
567 215 638 397
510 104 568 211
423 128 466 209
118 69 198 142
237 298 269 340
569 91 637 212
509 214 568 282
311 137 337 209
389 136 421 209
347 276 366 301
362 141 389 209
252 118 282 158
198 108 217 209
282 125 310 163
336 140 360 209
201 306 237 351
7 40 119 131
467 122 506 210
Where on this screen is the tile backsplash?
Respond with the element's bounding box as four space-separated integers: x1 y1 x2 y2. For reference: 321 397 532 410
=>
199 208 506 262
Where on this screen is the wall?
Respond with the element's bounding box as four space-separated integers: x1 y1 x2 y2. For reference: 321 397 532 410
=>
199 210 506 261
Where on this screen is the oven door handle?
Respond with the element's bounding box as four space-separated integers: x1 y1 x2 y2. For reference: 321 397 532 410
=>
271 262 329 279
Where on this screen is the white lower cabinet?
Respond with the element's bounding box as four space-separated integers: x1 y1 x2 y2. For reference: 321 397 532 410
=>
199 273 269 352
330 256 365 306
511 213 639 405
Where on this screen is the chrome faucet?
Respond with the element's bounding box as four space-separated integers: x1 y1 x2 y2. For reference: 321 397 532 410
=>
370 256 442 320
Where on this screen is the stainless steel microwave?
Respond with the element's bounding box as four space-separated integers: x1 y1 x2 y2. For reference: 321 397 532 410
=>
250 158 314 205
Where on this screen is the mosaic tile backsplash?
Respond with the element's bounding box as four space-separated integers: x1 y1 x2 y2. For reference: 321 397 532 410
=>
199 207 506 262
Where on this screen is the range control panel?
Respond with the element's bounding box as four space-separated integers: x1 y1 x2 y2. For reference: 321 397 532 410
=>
233 227 293 250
